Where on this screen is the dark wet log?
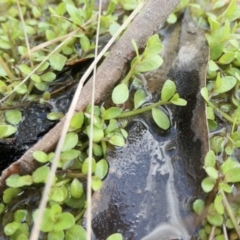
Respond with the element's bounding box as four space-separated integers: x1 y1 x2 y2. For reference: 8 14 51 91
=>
0 0 180 191
88 11 209 239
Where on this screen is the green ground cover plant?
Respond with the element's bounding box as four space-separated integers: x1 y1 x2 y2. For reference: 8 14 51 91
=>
1 0 240 239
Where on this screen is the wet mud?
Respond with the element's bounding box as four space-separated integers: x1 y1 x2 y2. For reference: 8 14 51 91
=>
89 11 209 240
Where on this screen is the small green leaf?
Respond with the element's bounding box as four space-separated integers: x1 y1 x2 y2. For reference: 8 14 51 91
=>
62 132 78 151
205 166 218 179
82 158 96 175
49 53 67 71
93 143 103 157
66 4 83 26
70 112 84 131
41 72 56 82
201 177 216 193
201 87 209 101
70 178 83 198
135 55 163 73
214 195 224 214
5 110 22 125
214 74 237 94
204 150 216 167
50 186 66 202
193 199 205 215
80 35 90 52
91 176 102 191
54 212 75 231
218 52 235 64
167 13 177 24
19 64 31 75
170 94 187 106
112 83 129 104
33 150 49 163
102 107 122 120
161 79 176 101
3 188 21 204
144 34 162 57
108 132 125 146
219 182 232 193
31 74 41 83
65 225 87 240
85 125 104 143
95 159 108 179
221 157 239 175
32 166 50 183
0 125 17 138
134 89 147 109
4 222 20 236
207 204 223 226
6 175 33 188
106 233 123 240
48 231 64 240
224 167 240 183
152 108 170 130
47 112 62 120
14 209 29 223
208 60 219 71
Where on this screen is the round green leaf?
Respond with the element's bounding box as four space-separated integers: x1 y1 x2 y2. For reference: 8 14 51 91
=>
95 159 108 179
214 195 224 214
70 112 84 131
135 55 163 73
134 89 147 109
41 72 56 82
48 230 64 240
207 213 223 227
86 125 104 143
62 132 78 151
33 150 48 163
219 182 232 193
54 212 75 231
152 107 170 130
70 178 83 198
112 83 129 104
193 199 205 215
218 52 235 64
108 132 125 147
91 176 102 191
49 53 67 71
204 150 216 167
214 74 237 94
205 166 218 179
224 167 240 183
4 222 20 236
32 166 50 183
200 87 209 102
0 125 17 138
201 177 216 193
47 112 62 120
106 233 123 240
161 79 176 101
50 187 66 202
3 188 21 204
65 225 87 240
6 175 33 188
5 110 22 125
82 158 96 175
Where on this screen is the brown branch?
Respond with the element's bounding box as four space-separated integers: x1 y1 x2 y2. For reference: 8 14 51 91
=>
0 0 180 192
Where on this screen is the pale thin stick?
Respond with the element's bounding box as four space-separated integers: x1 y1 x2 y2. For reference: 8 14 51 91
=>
86 0 102 239
29 2 146 240
0 31 76 104
16 0 33 68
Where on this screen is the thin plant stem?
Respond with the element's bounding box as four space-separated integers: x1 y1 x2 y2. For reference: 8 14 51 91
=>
117 101 170 118
0 56 14 79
